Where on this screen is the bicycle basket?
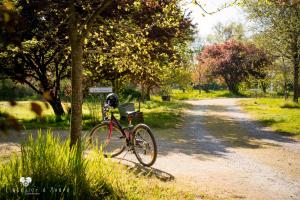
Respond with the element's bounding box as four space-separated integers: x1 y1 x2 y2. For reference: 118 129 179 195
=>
118 103 135 120
118 103 144 123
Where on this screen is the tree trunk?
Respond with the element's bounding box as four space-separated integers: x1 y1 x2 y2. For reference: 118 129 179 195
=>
48 98 65 117
284 82 288 100
261 81 267 94
228 84 239 95
224 77 239 95
291 34 299 103
69 2 83 147
141 83 145 102
112 79 120 94
293 64 299 103
146 86 151 101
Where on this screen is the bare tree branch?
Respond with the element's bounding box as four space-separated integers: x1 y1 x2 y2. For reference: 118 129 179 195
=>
194 0 239 15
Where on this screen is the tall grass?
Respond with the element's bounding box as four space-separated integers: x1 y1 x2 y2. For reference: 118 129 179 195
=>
0 131 193 200
0 131 96 199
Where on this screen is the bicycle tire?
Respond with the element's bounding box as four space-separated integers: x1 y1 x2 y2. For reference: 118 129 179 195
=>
89 121 126 157
132 124 157 167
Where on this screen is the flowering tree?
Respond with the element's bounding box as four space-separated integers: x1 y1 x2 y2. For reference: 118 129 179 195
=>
197 39 270 94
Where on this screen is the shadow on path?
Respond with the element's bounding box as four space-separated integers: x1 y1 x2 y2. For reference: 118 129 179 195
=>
114 157 175 182
154 99 299 160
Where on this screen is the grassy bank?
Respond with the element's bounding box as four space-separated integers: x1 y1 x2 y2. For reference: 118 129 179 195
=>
0 96 189 130
0 131 194 199
239 98 300 139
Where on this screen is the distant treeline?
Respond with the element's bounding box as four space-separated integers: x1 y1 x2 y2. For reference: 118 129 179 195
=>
0 79 37 100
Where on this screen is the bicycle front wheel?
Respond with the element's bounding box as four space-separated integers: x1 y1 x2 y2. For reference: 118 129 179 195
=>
132 124 157 167
89 121 126 157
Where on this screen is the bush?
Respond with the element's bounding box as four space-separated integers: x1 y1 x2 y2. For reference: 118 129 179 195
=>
120 86 141 102
0 79 37 100
0 131 193 200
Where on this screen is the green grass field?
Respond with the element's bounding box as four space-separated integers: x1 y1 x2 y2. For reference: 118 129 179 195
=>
0 96 189 130
239 98 300 139
171 89 235 100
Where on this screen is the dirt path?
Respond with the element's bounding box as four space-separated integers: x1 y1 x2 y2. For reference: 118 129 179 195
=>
122 98 300 200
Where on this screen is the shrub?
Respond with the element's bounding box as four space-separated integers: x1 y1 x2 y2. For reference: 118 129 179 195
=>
0 79 36 100
120 86 141 102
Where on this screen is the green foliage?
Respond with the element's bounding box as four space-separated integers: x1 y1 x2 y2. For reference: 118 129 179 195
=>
160 67 192 94
84 0 194 95
0 79 36 100
207 22 245 43
0 131 194 199
240 98 300 139
119 85 141 102
0 1 70 117
243 0 300 102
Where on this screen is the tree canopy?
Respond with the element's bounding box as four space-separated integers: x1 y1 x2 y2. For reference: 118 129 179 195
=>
197 39 270 94
243 0 300 101
0 0 195 145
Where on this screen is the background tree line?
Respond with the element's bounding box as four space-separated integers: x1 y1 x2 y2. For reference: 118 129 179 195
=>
192 0 300 102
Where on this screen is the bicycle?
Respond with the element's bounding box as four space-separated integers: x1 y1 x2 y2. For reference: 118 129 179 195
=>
89 93 157 167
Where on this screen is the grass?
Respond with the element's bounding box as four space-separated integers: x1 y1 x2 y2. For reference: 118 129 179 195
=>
171 89 239 100
140 96 189 129
0 131 194 199
239 98 300 139
0 96 189 130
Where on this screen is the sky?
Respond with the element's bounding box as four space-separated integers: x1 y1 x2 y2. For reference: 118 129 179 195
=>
182 0 248 39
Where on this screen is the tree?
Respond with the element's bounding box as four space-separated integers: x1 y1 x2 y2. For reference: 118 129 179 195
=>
83 1 194 100
251 32 293 97
67 0 116 147
197 39 269 94
243 0 300 102
0 0 70 117
0 39 69 117
207 22 245 43
1 0 194 146
67 0 194 146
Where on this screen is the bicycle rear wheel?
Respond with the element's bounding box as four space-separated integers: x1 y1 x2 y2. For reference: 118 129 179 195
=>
89 121 126 157
132 124 157 167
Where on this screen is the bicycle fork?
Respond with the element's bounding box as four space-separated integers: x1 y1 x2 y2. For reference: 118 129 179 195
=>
106 120 113 144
